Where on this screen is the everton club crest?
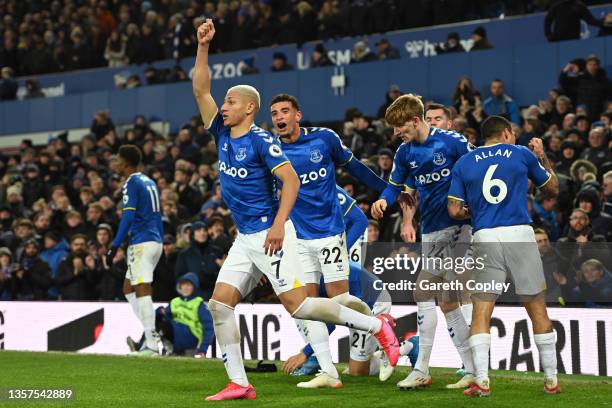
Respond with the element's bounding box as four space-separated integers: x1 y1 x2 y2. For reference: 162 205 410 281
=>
235 147 247 161
433 152 446 166
310 149 323 163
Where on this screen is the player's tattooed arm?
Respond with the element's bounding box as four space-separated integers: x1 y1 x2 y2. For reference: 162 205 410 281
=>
529 138 559 199
447 198 470 220
399 189 417 243
193 18 218 127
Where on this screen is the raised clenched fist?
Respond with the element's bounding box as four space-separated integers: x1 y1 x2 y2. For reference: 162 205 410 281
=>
528 137 545 158
197 18 216 46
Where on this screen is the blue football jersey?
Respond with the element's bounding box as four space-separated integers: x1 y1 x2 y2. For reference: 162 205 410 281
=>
388 127 472 234
209 112 290 234
280 127 353 240
448 143 552 232
121 172 163 245
336 185 356 217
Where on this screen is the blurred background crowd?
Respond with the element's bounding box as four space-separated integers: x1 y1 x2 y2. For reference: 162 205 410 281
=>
0 56 610 305
0 0 610 307
0 0 610 78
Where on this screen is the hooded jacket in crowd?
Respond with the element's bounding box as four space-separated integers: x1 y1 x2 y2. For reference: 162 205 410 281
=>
575 187 612 242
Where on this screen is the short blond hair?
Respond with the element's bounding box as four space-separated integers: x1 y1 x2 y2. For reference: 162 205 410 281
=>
603 170 612 181
227 85 261 111
385 94 424 126
581 258 604 272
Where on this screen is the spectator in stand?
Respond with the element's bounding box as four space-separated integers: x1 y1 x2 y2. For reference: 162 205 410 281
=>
22 164 45 208
470 26 493 51
518 118 542 147
534 228 565 303
124 23 142 64
310 43 333 68
153 145 175 178
40 231 69 298
575 187 612 241
351 40 376 64
452 78 476 111
603 171 612 217
376 148 394 181
206 215 232 254
97 245 125 301
140 23 162 64
12 238 51 300
3 218 37 260
569 259 612 307
435 32 465 54
353 114 381 157
0 67 18 101
22 33 58 75
483 79 520 124
559 55 612 121
33 212 51 240
176 128 199 163
66 28 92 71
571 115 590 140
238 56 260 75
580 127 612 168
364 219 381 269
317 0 341 40
24 79 44 99
271 52 294 72
376 38 400 60
562 205 604 241
91 112 116 141
104 30 127 67
84 203 105 238
545 0 607 42
56 234 97 300
377 85 402 120
253 4 278 48
557 207 609 284
556 140 578 176
94 224 113 254
295 1 318 46
0 34 19 74
231 10 255 51
153 234 179 302
174 221 224 301
0 247 14 300
173 168 201 217
533 193 560 241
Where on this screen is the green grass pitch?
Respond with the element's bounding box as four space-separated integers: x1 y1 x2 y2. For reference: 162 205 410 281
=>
1 351 611 407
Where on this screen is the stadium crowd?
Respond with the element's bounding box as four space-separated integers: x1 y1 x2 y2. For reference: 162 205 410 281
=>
0 42 610 306
1 0 608 79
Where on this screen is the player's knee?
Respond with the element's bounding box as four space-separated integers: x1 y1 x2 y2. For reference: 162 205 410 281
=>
331 292 371 315
414 288 435 303
279 287 308 315
211 282 242 307
290 296 337 322
439 301 459 314
325 280 349 298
